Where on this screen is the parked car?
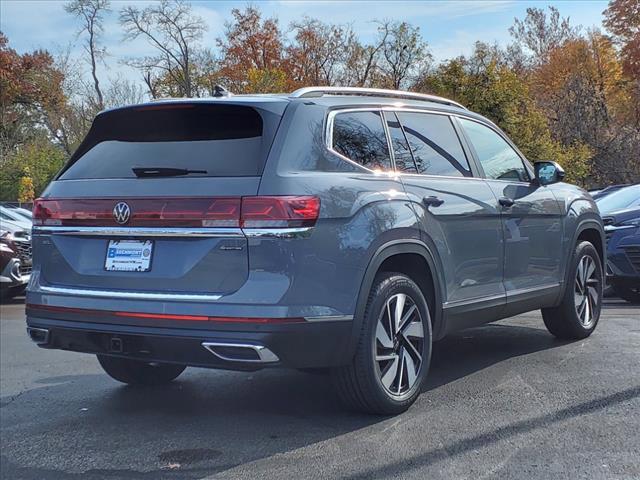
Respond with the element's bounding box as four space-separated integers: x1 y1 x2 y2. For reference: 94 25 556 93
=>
589 184 631 201
26 87 605 414
0 222 32 300
0 205 32 230
597 184 640 303
5 205 33 221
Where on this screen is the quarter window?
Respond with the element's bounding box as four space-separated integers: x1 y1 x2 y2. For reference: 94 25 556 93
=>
459 118 530 182
396 112 471 177
332 111 392 171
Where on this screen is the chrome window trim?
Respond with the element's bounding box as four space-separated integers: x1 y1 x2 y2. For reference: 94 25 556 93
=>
388 108 473 177
324 105 535 185
32 226 244 238
325 106 526 181
325 108 388 174
38 285 223 302
453 114 535 182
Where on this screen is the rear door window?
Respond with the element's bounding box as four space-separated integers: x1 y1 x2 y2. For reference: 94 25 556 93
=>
384 112 417 173
331 111 392 171
58 104 278 180
396 112 471 177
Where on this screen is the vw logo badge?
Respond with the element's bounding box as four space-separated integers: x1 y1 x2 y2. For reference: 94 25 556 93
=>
113 202 131 225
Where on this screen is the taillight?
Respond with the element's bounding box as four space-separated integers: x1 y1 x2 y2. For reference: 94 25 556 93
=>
241 196 320 228
33 196 320 229
33 197 241 227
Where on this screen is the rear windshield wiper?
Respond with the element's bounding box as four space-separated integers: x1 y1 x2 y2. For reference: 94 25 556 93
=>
132 167 208 178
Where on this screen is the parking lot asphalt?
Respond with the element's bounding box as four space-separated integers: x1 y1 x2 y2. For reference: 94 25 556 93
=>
1 298 639 480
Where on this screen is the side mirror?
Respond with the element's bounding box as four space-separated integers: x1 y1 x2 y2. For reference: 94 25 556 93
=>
534 161 565 186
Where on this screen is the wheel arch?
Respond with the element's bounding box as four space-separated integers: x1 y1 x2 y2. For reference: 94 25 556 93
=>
346 240 445 361
558 217 606 302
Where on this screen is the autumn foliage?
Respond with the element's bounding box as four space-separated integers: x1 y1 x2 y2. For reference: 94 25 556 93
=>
1 1 638 201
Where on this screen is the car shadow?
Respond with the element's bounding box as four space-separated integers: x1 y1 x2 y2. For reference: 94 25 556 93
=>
1 322 574 479
425 322 569 391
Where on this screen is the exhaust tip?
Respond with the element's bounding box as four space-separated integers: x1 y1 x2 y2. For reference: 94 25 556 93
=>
27 327 50 345
202 342 279 363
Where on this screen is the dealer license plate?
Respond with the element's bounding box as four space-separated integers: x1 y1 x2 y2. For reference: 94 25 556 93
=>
105 240 153 272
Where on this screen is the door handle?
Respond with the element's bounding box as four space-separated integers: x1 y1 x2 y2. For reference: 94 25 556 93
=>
499 197 515 208
423 196 444 208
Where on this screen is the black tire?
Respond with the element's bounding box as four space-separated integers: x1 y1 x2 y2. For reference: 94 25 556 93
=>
97 355 186 385
542 241 603 339
331 272 432 415
613 284 640 304
0 285 25 301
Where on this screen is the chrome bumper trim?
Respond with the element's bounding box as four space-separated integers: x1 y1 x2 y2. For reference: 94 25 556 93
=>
26 327 50 345
202 342 279 363
32 226 244 238
32 226 314 239
303 315 354 322
38 285 222 302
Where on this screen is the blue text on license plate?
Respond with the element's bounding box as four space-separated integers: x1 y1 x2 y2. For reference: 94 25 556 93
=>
105 240 153 272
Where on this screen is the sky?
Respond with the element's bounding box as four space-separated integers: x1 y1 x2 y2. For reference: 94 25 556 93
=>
0 0 610 88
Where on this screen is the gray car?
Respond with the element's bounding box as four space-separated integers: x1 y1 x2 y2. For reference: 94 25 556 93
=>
26 87 605 414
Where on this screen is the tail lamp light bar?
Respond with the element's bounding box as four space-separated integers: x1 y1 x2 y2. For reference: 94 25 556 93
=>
32 196 320 229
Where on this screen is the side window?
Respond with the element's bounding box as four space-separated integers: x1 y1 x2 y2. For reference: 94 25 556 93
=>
384 112 417 173
396 112 471 177
332 111 392 171
459 118 530 182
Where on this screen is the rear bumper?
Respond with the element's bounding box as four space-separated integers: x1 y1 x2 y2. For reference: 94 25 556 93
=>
25 314 354 370
1 258 29 288
606 248 640 286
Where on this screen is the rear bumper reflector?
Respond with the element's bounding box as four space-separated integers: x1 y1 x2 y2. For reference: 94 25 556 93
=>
26 304 305 324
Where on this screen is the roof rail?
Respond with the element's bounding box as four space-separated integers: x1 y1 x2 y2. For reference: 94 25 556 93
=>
290 86 466 110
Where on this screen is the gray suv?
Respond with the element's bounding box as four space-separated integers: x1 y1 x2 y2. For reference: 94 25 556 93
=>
26 87 605 415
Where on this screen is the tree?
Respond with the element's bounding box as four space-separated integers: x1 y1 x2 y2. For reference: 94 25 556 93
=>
0 137 67 201
377 20 431 89
287 17 351 86
0 33 67 154
509 6 579 62
17 168 35 204
217 6 285 92
417 42 592 185
342 36 385 87
103 77 146 108
65 0 110 110
120 0 207 98
245 68 288 93
530 32 639 183
604 0 640 79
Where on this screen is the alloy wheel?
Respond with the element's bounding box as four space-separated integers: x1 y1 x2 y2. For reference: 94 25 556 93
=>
574 255 600 328
374 293 424 396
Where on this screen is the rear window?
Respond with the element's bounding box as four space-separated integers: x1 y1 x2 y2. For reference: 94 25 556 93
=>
59 104 277 180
